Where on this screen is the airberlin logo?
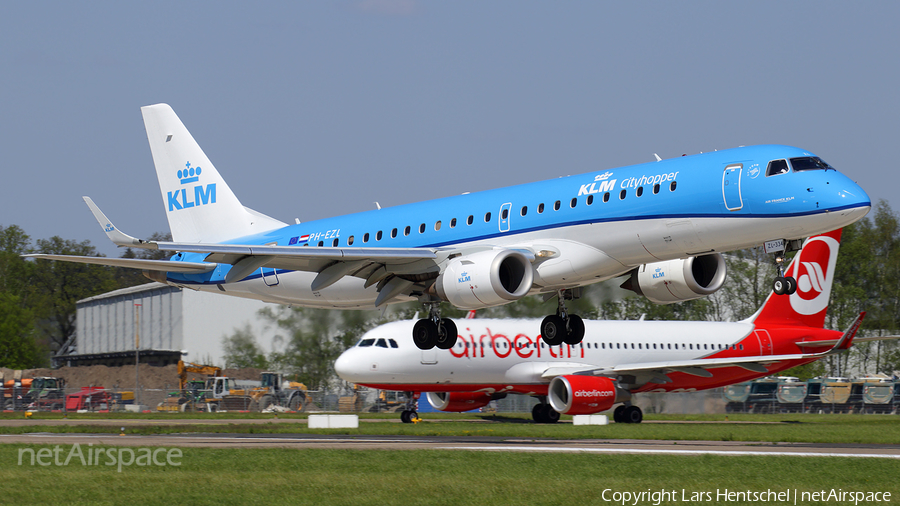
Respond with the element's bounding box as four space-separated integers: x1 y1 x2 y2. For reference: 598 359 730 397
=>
788 235 840 316
167 162 216 212
574 389 614 398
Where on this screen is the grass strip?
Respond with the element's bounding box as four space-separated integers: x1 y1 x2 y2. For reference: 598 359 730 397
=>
2 445 898 506
3 413 900 444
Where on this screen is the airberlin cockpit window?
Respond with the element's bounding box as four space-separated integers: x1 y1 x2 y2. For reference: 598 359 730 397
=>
790 156 834 172
358 339 375 347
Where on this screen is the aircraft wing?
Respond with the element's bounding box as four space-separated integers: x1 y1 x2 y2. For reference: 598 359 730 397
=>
154 241 442 289
541 313 865 387
49 197 449 297
22 254 216 273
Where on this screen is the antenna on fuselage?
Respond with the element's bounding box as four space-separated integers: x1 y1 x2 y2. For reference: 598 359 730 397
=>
374 202 382 210
653 154 662 162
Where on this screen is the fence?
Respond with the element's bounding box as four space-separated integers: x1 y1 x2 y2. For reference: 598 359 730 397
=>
4 385 897 415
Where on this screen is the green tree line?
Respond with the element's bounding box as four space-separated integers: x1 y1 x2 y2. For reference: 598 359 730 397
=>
0 227 170 368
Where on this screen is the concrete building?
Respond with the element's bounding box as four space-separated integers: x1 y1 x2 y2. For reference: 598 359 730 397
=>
60 282 281 367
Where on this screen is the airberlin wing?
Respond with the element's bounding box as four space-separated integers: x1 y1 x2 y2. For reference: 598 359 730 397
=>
796 334 900 348
22 254 216 273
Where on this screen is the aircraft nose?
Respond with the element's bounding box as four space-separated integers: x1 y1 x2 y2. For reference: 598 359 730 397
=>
333 350 356 381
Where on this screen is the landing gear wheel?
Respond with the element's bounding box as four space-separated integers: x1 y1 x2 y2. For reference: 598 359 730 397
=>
543 405 560 424
772 277 787 295
435 318 458 350
532 403 545 423
413 319 438 350
400 410 411 423
623 405 643 424
613 405 626 423
541 315 566 346
784 276 797 295
563 314 585 345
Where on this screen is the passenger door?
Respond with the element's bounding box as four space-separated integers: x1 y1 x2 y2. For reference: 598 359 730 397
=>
722 164 743 211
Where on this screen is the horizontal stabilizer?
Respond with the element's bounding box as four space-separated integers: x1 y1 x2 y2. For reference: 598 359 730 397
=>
23 254 216 273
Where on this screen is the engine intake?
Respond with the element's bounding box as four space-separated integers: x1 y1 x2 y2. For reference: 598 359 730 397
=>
548 376 619 415
426 392 495 412
435 249 533 309
621 253 726 304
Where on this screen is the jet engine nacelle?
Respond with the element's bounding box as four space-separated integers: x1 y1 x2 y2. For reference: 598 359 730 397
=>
548 375 619 415
426 391 493 412
435 249 533 309
621 253 726 304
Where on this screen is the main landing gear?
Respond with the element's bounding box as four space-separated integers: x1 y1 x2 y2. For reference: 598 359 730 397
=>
400 391 418 424
613 404 643 424
540 289 585 346
532 399 560 424
413 303 458 351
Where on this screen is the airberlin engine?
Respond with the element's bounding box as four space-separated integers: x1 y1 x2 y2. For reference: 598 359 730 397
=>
426 392 495 412
548 376 620 415
620 253 726 304
434 249 533 309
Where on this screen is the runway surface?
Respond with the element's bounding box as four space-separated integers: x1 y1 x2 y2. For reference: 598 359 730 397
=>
3 432 899 458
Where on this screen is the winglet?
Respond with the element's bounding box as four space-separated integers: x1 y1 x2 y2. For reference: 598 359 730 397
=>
832 312 865 352
83 197 158 250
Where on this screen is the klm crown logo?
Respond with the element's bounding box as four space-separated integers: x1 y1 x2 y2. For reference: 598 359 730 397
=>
458 271 471 283
652 267 665 279
168 161 216 212
178 162 202 184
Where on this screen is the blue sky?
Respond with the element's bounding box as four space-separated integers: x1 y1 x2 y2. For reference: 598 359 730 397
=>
2 2 897 257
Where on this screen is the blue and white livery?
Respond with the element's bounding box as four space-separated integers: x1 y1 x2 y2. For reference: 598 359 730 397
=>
28 104 871 348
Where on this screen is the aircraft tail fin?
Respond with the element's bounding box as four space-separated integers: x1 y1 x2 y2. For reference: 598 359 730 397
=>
752 228 843 328
141 104 286 243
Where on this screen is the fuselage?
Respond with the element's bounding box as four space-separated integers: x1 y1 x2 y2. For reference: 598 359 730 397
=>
165 145 869 308
335 317 840 396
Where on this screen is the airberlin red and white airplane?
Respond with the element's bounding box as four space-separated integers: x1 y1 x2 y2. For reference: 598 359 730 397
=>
336 228 877 424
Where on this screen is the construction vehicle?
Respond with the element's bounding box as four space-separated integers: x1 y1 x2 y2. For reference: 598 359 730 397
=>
158 361 223 412
369 390 408 413
66 387 111 411
204 372 307 411
158 363 308 412
2 373 66 411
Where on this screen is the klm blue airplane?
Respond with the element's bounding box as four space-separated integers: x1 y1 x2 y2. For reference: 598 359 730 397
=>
28 104 871 350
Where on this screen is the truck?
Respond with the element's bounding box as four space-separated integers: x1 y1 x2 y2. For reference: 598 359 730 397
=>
2 375 66 411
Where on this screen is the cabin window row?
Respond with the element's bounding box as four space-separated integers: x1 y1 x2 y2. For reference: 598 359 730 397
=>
309 180 678 247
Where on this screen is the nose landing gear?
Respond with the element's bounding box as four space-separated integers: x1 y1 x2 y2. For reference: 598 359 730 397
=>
769 242 802 295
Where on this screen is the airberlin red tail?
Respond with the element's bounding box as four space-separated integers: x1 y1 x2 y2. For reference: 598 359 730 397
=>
753 228 842 328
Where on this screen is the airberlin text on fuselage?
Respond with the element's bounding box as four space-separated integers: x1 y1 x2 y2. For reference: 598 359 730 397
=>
577 171 679 197
449 327 584 360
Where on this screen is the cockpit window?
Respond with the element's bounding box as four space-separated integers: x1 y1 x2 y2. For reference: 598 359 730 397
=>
766 159 789 177
790 156 834 172
358 339 375 347
389 339 399 348
375 338 388 348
